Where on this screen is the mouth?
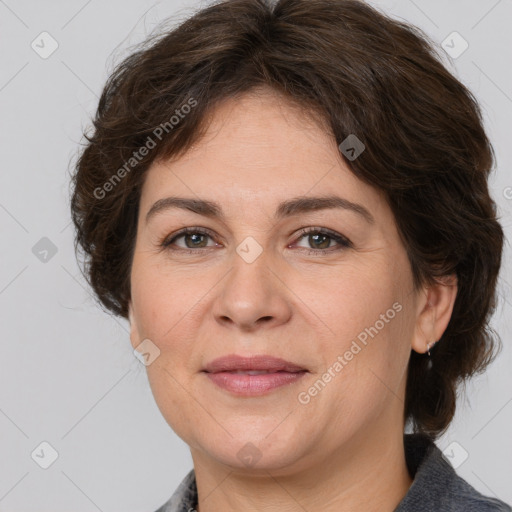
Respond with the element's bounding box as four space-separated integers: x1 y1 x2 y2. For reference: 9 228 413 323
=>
222 370 297 375
202 354 307 374
202 354 308 396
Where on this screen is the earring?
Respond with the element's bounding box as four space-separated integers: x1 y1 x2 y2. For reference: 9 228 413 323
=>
426 341 437 370
427 341 438 356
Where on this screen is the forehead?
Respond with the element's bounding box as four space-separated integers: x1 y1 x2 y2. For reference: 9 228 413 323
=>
139 89 388 224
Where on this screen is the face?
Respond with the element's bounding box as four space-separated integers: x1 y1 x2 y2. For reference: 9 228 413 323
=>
128 88 449 475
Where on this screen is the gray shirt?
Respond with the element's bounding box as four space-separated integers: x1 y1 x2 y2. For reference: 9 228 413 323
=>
154 433 511 511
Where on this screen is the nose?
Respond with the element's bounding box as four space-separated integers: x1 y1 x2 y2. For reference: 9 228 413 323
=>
212 246 293 332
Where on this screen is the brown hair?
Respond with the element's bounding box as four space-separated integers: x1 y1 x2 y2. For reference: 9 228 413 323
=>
69 0 504 437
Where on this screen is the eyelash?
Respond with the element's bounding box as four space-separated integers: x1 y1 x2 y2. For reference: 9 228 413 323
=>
160 226 352 256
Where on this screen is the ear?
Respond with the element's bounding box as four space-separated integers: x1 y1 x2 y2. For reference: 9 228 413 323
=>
128 302 141 351
411 274 458 354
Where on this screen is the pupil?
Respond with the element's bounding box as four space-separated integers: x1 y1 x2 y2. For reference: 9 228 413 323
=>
187 234 206 248
311 233 329 249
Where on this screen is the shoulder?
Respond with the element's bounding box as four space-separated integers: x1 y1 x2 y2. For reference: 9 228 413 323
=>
394 434 511 512
443 469 512 511
153 469 197 512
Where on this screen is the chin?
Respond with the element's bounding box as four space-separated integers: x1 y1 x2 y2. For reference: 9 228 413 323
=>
189 421 315 474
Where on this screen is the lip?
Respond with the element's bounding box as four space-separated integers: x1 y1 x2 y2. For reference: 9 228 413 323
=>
202 354 308 396
202 354 307 373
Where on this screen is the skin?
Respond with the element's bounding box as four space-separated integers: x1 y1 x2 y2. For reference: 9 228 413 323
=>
128 86 458 512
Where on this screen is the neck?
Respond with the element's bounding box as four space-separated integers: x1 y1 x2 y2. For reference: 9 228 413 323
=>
191 426 413 512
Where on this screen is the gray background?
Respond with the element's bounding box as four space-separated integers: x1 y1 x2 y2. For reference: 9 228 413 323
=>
1 0 511 510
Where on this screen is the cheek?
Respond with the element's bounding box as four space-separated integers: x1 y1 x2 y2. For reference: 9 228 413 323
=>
317 269 402 347
145 365 200 445
131 262 193 338
131 275 200 408
304 269 411 405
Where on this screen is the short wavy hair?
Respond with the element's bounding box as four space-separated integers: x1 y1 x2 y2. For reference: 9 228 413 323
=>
69 0 504 437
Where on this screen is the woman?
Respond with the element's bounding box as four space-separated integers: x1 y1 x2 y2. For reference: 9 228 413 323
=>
70 0 511 510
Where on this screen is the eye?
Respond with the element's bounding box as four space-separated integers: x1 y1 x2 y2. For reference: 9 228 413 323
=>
160 226 352 255
160 227 219 253
292 227 352 254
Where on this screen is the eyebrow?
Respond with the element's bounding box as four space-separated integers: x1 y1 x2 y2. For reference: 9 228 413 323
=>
145 195 375 225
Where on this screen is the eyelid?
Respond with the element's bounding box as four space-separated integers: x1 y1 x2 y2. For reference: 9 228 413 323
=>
292 226 352 250
160 227 219 249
